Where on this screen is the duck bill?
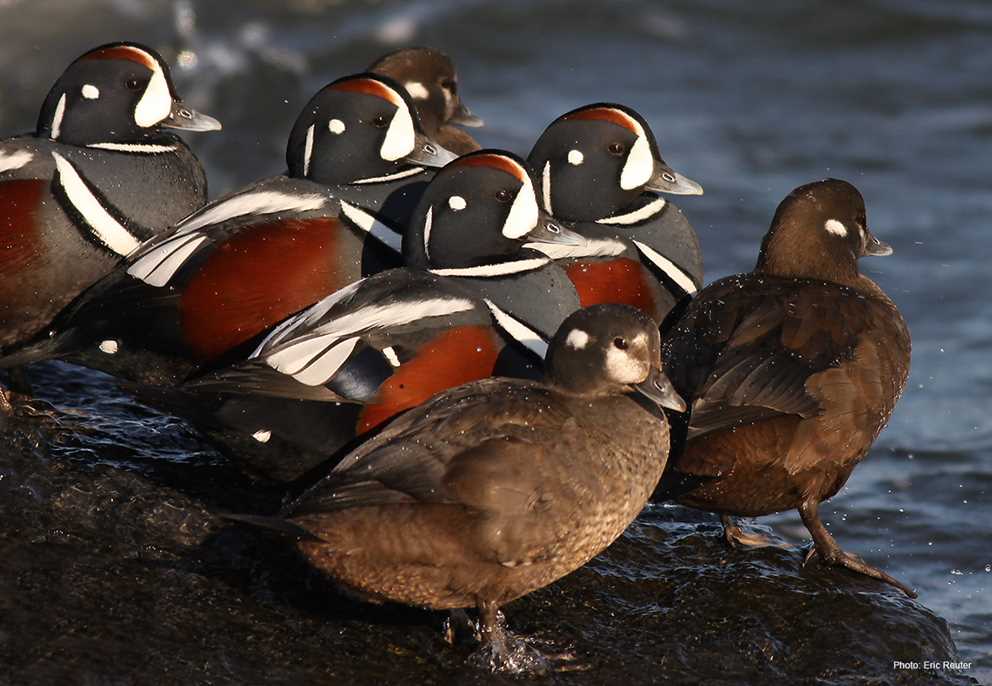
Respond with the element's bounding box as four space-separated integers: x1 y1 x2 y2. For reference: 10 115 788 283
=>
864 232 893 257
162 100 223 132
450 102 484 128
645 162 703 196
634 368 686 412
524 212 588 248
404 132 459 168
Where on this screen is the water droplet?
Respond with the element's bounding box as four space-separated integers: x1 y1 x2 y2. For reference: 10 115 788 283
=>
984 565 990 573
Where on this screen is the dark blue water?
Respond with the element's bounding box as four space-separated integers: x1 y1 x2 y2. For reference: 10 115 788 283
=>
1 1 989 682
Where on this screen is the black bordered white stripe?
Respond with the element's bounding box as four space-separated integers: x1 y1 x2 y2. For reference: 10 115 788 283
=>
483 299 548 360
261 296 477 386
126 232 209 286
87 142 177 154
0 150 33 174
50 93 66 140
175 190 327 236
631 239 697 294
524 236 626 260
429 257 550 278
353 166 425 185
596 197 667 226
338 200 403 253
51 152 142 256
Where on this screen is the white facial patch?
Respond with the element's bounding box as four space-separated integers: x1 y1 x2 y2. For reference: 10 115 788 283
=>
605 333 650 384
81 84 100 100
565 329 589 349
50 93 66 140
824 219 847 236
302 124 315 176
328 118 346 135
404 81 429 100
620 133 653 190
567 149 584 166
448 195 467 211
98 339 119 354
134 64 172 128
502 174 539 239
380 97 416 161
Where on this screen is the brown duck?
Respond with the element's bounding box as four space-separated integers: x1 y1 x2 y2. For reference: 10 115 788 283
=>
659 179 914 597
230 304 685 668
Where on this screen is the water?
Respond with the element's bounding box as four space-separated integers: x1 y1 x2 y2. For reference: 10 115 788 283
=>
0 1 989 683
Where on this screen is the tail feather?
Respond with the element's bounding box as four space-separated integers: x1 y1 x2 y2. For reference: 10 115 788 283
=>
221 513 321 541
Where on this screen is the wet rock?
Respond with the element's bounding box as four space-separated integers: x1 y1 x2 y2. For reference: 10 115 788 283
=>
0 416 977 686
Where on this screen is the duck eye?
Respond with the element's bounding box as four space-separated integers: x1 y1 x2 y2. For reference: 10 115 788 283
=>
613 337 628 350
608 142 625 156
125 78 142 90
372 114 389 128
495 188 513 203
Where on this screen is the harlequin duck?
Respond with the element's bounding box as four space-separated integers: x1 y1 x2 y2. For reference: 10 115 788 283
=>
227 303 684 669
0 73 456 387
176 151 587 479
369 47 483 155
0 41 219 369
527 103 704 323
659 179 914 597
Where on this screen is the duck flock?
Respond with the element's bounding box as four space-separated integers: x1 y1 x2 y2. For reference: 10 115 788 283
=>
0 42 913 671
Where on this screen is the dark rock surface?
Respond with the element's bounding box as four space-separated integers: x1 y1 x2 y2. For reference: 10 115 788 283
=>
0 393 976 686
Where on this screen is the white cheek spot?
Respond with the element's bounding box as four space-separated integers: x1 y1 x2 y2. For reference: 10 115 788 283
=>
825 219 848 236
98 340 119 355
252 429 272 444
328 118 346 135
81 84 100 100
567 149 584 166
565 329 589 349
448 195 467 211
404 81 429 100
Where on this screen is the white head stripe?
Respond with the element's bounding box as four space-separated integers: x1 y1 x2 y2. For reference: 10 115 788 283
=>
596 198 666 225
50 93 66 140
380 97 416 161
502 175 539 239
303 124 315 176
176 191 326 235
404 81 430 100
620 133 653 190
338 200 402 253
328 119 346 135
565 329 589 349
0 150 34 173
423 205 433 260
448 195 467 211
825 219 847 236
632 239 698 294
81 84 100 99
483 300 548 360
568 149 584 166
134 65 172 128
52 152 140 256
541 160 553 213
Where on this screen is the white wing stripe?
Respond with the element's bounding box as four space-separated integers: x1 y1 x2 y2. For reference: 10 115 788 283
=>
51 152 141 256
632 240 697 294
0 150 34 173
177 191 326 235
128 234 208 286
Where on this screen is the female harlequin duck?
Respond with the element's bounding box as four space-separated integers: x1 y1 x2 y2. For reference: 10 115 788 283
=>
369 47 483 155
228 303 685 670
0 73 456 386
0 42 219 375
659 179 914 597
177 151 588 478
528 103 703 325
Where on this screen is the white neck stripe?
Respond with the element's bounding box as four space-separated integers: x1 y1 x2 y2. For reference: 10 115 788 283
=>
52 152 141 256
352 166 425 184
631 239 697 294
338 200 402 253
596 197 667 225
88 142 177 154
430 257 550 278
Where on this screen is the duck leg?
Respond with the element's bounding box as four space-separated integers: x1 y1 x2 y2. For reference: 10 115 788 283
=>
799 499 916 598
721 514 774 548
469 599 553 674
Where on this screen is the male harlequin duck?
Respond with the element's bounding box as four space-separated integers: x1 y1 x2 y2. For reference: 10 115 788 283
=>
228 304 685 670
0 73 456 386
369 47 483 155
528 103 704 324
179 151 588 478
0 41 219 369
659 179 914 597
